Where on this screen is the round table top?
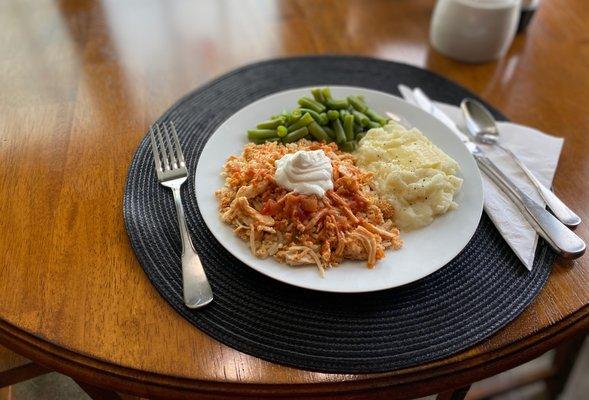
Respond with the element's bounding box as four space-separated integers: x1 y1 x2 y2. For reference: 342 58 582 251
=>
0 0 587 399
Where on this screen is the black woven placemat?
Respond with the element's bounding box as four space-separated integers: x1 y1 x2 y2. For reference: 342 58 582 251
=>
123 56 554 373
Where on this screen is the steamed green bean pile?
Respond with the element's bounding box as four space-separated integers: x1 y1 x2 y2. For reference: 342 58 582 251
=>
246 87 389 152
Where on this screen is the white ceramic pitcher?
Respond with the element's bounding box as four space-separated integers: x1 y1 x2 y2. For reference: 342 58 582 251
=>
430 0 522 63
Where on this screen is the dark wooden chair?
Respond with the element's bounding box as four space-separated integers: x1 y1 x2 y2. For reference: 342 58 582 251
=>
0 345 142 400
0 345 49 399
467 334 587 400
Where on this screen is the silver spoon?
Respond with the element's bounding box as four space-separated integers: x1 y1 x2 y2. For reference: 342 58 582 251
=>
461 98 581 228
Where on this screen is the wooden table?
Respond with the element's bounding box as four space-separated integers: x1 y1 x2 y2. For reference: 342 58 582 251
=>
0 0 587 399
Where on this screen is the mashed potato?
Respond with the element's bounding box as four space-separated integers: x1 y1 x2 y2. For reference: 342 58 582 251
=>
354 122 463 231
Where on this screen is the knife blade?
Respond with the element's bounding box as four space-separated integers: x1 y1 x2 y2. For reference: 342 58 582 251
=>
412 88 471 143
397 84 417 106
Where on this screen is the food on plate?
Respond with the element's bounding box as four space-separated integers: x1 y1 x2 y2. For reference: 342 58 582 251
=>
215 140 403 275
217 89 465 275
246 87 390 152
354 121 463 231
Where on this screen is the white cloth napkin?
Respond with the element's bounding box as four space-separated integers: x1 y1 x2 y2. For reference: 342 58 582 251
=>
436 103 564 270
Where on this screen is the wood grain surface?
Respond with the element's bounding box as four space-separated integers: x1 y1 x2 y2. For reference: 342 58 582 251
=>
0 0 587 398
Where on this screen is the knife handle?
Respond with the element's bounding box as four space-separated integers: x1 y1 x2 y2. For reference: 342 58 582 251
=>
475 155 586 259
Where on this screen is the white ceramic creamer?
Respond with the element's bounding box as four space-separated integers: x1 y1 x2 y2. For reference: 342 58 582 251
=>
430 0 521 63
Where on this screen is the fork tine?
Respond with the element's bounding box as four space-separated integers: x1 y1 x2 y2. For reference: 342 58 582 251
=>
162 123 178 169
149 126 163 172
155 124 170 170
169 121 186 166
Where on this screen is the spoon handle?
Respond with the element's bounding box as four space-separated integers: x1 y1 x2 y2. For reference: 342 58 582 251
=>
498 144 581 227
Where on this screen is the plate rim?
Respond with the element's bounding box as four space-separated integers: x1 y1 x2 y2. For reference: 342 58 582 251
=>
195 85 483 293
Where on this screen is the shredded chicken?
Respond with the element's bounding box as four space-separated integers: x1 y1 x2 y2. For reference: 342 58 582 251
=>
223 196 274 226
215 139 403 275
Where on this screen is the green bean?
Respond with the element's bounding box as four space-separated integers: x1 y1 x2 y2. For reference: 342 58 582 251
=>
311 88 325 104
298 108 320 122
367 120 381 129
343 114 355 141
297 97 326 113
352 110 370 126
287 112 314 133
298 108 326 125
248 89 385 146
325 99 349 110
365 108 388 126
248 129 278 141
277 125 288 138
256 117 286 129
272 111 287 118
327 110 339 121
340 141 357 152
283 126 309 143
308 121 330 142
332 119 346 144
323 126 336 139
348 96 367 112
287 109 302 125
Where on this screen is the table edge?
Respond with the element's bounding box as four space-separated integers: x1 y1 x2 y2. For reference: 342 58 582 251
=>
0 305 587 399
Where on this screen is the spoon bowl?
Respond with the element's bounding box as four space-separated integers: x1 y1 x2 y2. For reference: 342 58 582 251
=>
461 98 500 144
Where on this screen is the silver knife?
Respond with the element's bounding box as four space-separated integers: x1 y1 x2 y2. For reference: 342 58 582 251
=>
412 88 472 143
400 86 585 259
398 84 417 106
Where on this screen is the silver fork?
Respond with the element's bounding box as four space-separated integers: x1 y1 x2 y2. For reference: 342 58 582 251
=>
149 121 213 308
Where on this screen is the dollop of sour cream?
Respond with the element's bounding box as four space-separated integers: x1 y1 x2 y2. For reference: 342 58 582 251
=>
274 150 333 197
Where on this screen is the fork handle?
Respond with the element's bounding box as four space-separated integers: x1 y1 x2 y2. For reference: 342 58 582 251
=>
172 187 214 308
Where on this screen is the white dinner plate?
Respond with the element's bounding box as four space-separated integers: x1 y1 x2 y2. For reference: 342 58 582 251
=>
195 86 483 293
